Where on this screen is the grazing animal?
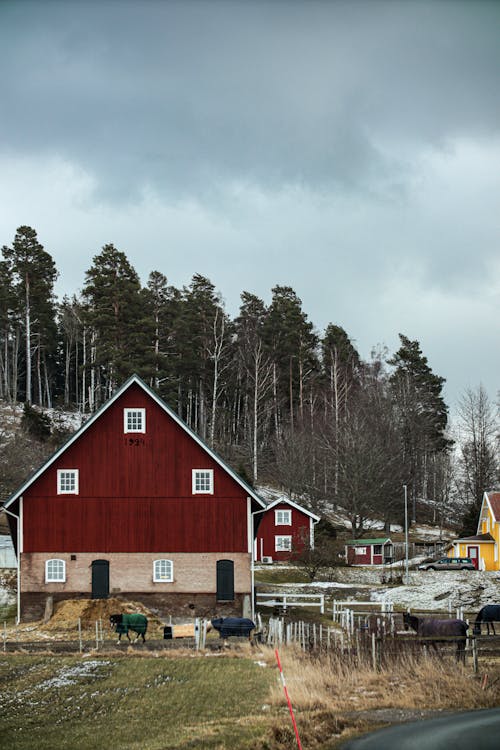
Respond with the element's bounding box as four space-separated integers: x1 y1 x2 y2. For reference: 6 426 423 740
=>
110 613 148 643
473 605 500 636
403 612 469 662
210 617 256 642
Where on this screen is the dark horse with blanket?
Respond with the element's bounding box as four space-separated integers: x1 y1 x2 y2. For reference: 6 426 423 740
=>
110 613 148 643
473 605 500 636
403 612 469 662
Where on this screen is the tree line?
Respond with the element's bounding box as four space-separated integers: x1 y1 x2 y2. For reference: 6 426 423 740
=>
0 226 498 534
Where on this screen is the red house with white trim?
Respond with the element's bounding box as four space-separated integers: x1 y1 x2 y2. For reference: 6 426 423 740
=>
3 375 265 622
255 498 320 563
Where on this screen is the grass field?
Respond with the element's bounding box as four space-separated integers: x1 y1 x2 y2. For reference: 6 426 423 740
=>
2 643 500 750
0 651 277 750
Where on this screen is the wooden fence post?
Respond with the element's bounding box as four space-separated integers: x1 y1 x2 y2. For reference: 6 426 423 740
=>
472 637 478 674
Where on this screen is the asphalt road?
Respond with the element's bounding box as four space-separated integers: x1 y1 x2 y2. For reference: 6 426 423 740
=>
340 708 500 749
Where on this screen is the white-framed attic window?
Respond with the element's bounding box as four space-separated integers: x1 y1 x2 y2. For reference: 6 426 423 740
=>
57 469 79 495
153 559 173 582
192 469 214 494
124 408 146 433
45 559 66 583
275 509 292 526
275 535 292 552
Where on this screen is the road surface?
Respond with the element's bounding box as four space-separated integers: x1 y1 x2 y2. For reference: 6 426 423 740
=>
341 708 500 749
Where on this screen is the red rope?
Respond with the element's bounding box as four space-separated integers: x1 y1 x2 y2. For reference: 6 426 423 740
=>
275 648 303 750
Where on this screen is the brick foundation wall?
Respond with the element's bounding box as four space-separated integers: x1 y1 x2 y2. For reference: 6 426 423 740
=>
20 591 250 623
20 551 252 622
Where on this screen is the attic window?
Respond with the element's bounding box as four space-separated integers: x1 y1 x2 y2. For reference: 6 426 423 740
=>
124 408 146 433
57 469 79 495
275 509 292 526
192 469 214 494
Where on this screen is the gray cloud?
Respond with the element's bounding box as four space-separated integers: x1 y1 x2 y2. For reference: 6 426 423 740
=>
0 0 498 407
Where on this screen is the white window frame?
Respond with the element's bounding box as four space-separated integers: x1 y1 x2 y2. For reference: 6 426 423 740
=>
45 558 66 583
153 559 173 583
124 408 146 433
275 509 292 526
355 547 367 556
57 469 79 495
275 535 292 552
192 469 214 494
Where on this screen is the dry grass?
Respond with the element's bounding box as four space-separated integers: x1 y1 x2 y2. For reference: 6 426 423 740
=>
261 645 500 748
269 646 500 712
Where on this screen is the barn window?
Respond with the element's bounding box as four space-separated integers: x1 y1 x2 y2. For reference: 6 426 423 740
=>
57 469 79 494
373 545 382 555
46 559 66 583
124 408 146 433
275 535 292 552
355 547 366 555
275 509 292 526
192 469 214 494
153 559 173 582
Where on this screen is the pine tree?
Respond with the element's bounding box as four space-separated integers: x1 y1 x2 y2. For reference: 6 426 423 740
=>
234 292 273 482
264 286 319 437
388 334 451 521
82 244 148 405
2 226 58 406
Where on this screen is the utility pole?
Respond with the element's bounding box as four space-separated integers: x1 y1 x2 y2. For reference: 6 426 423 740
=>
404 484 409 585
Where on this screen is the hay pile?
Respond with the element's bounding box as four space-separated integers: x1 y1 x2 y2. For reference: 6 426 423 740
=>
45 597 158 630
5 598 164 641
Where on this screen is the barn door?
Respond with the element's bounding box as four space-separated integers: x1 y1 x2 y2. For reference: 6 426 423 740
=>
91 560 109 599
216 559 234 601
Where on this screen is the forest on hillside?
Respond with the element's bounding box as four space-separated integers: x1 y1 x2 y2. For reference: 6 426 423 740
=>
0 226 498 535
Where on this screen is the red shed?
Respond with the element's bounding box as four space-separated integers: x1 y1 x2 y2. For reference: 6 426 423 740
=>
3 375 265 621
255 498 320 563
345 538 393 566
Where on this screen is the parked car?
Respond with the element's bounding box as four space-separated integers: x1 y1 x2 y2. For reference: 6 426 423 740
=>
418 557 475 571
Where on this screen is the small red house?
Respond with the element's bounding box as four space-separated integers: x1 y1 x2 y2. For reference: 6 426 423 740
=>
345 537 393 566
3 375 265 621
255 498 320 563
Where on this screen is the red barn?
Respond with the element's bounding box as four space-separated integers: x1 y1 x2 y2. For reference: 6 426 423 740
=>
255 498 320 563
3 375 265 622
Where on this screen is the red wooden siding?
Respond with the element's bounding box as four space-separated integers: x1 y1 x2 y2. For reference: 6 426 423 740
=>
346 546 382 565
256 502 310 561
22 383 251 553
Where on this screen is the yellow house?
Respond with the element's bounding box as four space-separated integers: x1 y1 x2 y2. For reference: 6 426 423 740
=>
449 491 500 571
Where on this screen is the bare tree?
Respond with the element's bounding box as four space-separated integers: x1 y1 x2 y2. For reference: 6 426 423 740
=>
455 385 499 534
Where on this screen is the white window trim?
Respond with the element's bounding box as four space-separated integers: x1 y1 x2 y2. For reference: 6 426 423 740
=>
153 559 174 583
192 469 214 495
124 408 146 433
355 547 367 555
275 509 292 526
45 558 66 583
275 535 292 552
57 469 79 495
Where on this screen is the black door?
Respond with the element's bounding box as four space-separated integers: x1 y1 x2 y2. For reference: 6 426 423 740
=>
216 559 234 601
91 560 109 599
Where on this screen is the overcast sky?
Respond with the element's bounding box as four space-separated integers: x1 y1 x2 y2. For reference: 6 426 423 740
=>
1 0 498 412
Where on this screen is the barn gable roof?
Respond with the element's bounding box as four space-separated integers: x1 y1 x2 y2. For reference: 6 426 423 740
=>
3 374 265 510
261 497 320 522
